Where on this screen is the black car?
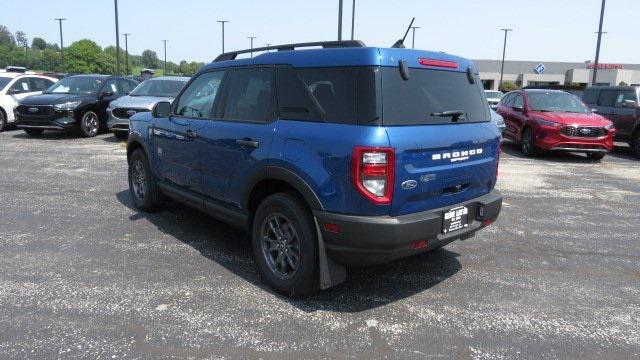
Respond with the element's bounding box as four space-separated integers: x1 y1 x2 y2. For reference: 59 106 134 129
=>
583 86 640 158
15 74 138 137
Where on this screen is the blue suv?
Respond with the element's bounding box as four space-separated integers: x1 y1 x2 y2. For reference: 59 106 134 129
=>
126 41 502 297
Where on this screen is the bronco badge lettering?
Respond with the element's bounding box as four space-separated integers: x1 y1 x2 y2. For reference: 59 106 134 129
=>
432 148 483 162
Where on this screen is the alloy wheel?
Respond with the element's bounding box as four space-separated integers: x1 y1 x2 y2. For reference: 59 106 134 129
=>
131 159 148 200
260 213 301 280
83 112 99 136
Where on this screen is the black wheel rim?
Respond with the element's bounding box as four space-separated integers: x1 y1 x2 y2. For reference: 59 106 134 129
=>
260 213 301 280
83 112 99 136
522 130 532 154
131 159 147 200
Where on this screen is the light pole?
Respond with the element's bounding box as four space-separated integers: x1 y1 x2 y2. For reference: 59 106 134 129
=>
248 36 256 57
338 0 343 41
264 43 272 52
162 40 168 75
217 20 229 53
350 0 356 40
123 33 131 75
498 28 513 91
592 0 606 86
114 0 120 75
410 26 420 49
54 18 66 72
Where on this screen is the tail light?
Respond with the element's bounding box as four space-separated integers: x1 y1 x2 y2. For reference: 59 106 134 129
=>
351 147 395 205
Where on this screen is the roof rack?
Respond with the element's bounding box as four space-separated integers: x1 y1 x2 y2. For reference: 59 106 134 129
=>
214 40 366 62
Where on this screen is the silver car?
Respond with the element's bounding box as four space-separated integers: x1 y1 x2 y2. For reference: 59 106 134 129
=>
485 90 504 109
490 108 506 134
107 76 189 139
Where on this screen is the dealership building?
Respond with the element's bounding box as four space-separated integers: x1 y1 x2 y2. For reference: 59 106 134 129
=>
474 60 640 90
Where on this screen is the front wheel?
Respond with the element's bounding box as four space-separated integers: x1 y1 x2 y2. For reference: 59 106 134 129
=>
79 111 100 137
521 127 537 157
587 152 606 161
128 149 161 211
252 193 318 297
0 110 6 132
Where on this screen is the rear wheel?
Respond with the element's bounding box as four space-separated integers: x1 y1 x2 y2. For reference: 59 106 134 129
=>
24 129 44 137
0 110 6 132
587 152 606 161
520 127 537 157
79 111 100 137
632 131 640 159
252 193 318 297
128 149 161 211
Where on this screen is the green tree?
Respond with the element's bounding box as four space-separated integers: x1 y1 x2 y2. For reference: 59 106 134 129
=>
15 31 27 47
0 25 15 46
500 81 520 92
32 37 46 50
141 49 158 68
64 39 114 74
619 81 628 86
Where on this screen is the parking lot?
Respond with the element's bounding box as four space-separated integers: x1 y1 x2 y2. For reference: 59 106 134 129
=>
0 129 638 358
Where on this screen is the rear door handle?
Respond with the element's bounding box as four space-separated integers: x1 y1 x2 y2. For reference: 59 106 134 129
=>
185 129 198 139
236 138 259 148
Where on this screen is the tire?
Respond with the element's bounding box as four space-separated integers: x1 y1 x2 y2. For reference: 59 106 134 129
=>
632 131 640 159
79 110 100 138
128 149 162 212
252 192 318 297
113 131 128 141
520 127 537 157
0 109 6 132
587 152 606 161
24 129 44 137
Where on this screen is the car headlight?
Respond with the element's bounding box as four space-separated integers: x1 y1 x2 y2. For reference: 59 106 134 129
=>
54 100 82 111
604 123 615 130
534 118 561 127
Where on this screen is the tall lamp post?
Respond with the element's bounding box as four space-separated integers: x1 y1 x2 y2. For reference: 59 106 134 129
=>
123 33 131 75
338 0 343 41
410 26 420 49
592 0 606 86
217 20 229 53
114 0 120 75
498 28 513 91
162 40 168 75
54 18 66 72
350 0 356 40
248 36 257 57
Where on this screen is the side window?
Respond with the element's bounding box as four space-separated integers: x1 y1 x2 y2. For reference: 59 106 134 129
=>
513 94 524 108
118 79 136 94
597 90 617 107
175 71 224 118
582 89 599 104
9 78 30 93
616 90 637 106
103 79 120 95
276 67 322 121
222 67 275 122
29 77 54 91
501 93 514 106
297 67 357 124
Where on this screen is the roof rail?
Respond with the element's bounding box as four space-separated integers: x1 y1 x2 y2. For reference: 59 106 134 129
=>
213 40 366 62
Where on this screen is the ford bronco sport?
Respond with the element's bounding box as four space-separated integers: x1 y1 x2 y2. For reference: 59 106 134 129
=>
126 41 502 296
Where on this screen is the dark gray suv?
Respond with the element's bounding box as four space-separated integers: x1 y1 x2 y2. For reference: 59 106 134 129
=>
583 86 640 158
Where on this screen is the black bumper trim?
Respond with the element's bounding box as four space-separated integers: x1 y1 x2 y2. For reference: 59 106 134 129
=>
313 192 502 266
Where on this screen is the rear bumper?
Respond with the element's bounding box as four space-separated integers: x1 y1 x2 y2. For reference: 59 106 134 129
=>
314 192 502 266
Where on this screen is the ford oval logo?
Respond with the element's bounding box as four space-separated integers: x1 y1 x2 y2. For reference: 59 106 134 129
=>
28 107 39 113
579 128 591 135
126 110 137 116
401 180 418 190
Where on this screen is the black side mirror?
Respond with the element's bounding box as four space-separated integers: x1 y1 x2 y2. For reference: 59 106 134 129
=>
514 105 524 112
622 99 639 109
101 91 115 98
153 101 171 118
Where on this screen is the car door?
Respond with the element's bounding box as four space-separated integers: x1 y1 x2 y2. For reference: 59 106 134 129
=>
199 66 277 205
511 93 529 140
497 93 517 140
6 77 34 104
613 89 638 136
153 70 225 192
97 78 121 119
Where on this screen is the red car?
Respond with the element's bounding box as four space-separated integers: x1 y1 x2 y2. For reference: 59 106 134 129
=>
497 89 615 160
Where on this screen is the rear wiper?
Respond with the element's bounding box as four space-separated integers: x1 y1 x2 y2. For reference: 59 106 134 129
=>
431 110 465 122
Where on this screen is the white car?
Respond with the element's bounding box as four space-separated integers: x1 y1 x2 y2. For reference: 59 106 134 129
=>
0 72 58 132
484 90 504 109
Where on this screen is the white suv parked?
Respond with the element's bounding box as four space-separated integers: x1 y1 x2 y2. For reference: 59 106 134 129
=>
0 72 57 132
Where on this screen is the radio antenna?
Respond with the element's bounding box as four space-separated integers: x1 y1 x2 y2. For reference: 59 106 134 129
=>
392 17 415 48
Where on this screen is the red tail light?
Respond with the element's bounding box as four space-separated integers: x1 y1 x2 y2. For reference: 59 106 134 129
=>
418 58 459 69
351 147 395 205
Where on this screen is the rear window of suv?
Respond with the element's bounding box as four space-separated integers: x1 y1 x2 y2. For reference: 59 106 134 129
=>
381 67 490 125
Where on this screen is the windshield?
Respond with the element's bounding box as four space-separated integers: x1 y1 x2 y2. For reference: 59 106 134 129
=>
485 91 503 99
527 92 589 113
382 67 490 125
45 76 104 95
0 76 12 90
130 79 187 97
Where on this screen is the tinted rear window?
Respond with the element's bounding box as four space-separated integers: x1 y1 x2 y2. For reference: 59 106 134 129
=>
381 67 489 125
582 88 599 104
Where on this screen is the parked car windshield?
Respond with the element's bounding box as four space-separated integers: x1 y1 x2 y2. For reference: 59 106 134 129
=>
45 76 105 95
0 76 12 90
130 79 187 97
527 92 589 113
382 68 490 125
485 91 503 98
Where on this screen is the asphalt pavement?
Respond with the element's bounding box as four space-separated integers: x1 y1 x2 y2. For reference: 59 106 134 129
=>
0 129 638 359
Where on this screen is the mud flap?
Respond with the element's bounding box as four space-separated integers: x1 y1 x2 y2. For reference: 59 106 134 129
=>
314 217 346 289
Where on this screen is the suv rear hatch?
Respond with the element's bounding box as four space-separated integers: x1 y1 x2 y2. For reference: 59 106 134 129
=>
381 64 500 216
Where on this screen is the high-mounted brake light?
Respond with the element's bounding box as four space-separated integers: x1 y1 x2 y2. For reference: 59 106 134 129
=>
352 147 395 205
418 58 459 69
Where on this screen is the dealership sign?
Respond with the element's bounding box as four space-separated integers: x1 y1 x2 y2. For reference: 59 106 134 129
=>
533 63 546 74
586 63 624 70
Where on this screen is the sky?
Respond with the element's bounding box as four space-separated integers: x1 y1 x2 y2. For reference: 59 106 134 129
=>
2 0 639 65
